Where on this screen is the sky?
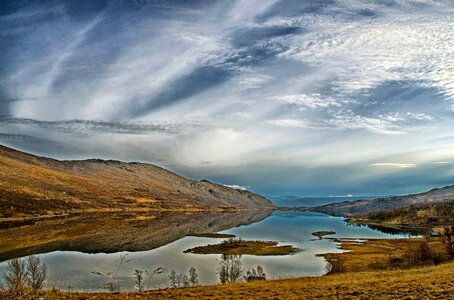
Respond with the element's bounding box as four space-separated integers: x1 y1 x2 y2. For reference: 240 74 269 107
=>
1 0 454 197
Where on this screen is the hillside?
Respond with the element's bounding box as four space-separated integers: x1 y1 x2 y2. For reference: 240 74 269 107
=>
271 195 374 207
348 200 454 230
312 185 454 216
0 145 275 218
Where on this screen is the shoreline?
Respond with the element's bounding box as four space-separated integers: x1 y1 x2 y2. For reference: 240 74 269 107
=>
0 207 277 223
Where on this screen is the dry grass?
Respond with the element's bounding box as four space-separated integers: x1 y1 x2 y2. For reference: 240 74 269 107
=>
321 238 446 272
0 145 275 219
13 261 454 299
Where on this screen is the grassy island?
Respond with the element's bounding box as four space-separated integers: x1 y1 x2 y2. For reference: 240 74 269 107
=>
184 238 300 256
312 231 336 238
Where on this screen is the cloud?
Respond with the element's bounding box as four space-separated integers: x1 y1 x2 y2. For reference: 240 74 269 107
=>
1 0 454 196
0 117 194 135
223 184 248 191
370 163 417 169
267 119 309 128
277 93 351 110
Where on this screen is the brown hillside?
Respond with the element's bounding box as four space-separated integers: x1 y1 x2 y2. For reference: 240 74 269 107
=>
0 145 275 218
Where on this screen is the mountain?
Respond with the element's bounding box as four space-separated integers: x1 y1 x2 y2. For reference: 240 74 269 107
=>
312 185 454 216
0 145 275 218
270 195 376 208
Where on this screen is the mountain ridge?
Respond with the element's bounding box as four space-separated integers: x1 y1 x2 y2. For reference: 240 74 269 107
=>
311 185 454 216
0 144 275 218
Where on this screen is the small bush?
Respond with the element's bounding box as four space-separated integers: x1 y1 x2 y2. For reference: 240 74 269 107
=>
244 265 266 282
188 267 199 287
134 269 144 292
400 241 448 267
169 268 197 289
325 258 344 274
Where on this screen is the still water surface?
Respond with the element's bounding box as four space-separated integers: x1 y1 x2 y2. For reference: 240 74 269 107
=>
1 211 414 291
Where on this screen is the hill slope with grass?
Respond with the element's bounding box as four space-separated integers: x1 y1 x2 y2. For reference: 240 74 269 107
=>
0 145 275 218
312 185 454 216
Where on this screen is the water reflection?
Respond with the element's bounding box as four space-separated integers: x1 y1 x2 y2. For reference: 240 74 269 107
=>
0 210 272 261
0 210 418 291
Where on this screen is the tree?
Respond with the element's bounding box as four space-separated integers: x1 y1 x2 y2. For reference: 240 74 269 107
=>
188 267 199 287
26 255 47 291
169 269 190 288
4 258 28 292
218 255 242 284
169 269 178 288
134 269 144 292
177 273 189 288
442 225 454 259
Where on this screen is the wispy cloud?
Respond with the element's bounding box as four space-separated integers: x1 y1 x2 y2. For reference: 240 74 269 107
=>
0 117 197 135
370 163 417 169
1 0 454 195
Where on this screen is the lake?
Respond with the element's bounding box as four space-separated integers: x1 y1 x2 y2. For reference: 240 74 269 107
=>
0 210 415 291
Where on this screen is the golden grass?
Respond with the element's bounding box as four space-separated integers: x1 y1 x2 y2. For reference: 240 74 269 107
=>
25 261 454 299
321 238 445 272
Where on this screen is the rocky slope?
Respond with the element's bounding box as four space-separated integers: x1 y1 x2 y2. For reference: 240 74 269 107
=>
0 145 275 217
312 185 454 216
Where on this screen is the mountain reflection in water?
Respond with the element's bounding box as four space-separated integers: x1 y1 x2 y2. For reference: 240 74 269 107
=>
0 210 273 261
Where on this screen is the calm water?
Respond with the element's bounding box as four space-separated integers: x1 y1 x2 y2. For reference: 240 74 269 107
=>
0 211 414 291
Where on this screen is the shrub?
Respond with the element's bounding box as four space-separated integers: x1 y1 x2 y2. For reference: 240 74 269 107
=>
134 269 144 292
244 265 266 282
3 258 28 292
401 241 448 267
188 267 199 287
325 258 344 274
168 269 191 288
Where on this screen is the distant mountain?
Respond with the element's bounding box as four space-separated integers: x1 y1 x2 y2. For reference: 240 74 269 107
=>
270 195 376 208
312 186 454 216
0 145 275 218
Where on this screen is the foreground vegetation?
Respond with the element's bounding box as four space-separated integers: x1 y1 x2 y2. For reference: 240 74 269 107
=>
2 235 453 299
2 261 453 299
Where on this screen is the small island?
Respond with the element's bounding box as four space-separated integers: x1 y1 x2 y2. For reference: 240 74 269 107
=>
184 238 300 256
312 231 336 239
188 233 236 238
